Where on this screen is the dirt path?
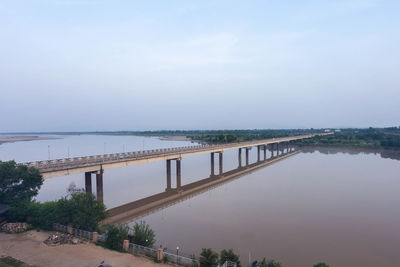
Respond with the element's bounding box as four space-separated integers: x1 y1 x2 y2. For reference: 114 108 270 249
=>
0 231 170 267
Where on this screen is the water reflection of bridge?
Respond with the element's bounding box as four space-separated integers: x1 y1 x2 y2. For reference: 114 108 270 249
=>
103 150 300 224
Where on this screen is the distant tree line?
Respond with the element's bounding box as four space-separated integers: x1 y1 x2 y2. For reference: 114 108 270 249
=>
294 127 400 149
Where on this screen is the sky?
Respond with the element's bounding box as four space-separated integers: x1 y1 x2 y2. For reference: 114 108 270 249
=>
0 0 399 132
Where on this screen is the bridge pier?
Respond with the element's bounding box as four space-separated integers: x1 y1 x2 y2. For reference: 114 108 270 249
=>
263 145 267 160
257 146 261 162
245 148 249 166
270 144 274 158
277 143 280 156
85 172 92 193
176 159 181 188
238 148 242 167
211 153 215 176
166 160 172 190
219 152 223 176
96 170 104 203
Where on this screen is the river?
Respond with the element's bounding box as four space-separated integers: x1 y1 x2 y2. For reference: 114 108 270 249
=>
1 135 399 267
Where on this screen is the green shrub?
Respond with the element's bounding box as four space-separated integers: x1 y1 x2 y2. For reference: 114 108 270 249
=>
57 192 107 231
8 192 107 232
104 224 129 251
130 221 155 247
220 249 241 267
200 248 219 267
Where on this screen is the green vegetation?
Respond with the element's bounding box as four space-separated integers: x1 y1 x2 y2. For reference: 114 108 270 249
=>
0 257 31 267
8 192 107 231
295 128 400 148
199 248 241 267
130 220 156 247
199 248 219 267
258 258 282 267
57 192 107 231
103 224 129 251
0 160 43 204
219 249 241 267
313 263 329 267
1 160 107 232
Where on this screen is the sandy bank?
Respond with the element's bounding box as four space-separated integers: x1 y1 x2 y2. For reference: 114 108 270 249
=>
159 135 192 141
0 135 59 145
0 230 168 267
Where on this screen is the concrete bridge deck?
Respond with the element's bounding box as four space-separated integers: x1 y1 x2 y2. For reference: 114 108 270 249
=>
22 133 330 178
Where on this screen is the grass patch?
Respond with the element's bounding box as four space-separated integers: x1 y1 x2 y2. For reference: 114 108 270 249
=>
0 256 31 267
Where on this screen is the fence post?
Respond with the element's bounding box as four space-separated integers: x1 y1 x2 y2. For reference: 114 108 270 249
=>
67 224 73 235
123 240 129 252
157 248 164 261
93 232 98 243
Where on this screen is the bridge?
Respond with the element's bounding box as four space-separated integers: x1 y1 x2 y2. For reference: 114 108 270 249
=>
22 133 331 202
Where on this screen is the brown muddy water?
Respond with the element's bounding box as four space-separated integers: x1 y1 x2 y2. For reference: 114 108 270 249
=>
1 136 399 267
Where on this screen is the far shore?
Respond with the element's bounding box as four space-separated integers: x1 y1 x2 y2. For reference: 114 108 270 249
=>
0 135 60 145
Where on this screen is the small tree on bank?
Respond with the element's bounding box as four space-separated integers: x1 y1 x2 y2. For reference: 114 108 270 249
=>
313 263 329 267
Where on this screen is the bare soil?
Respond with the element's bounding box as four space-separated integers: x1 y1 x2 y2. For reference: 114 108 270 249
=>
0 231 169 267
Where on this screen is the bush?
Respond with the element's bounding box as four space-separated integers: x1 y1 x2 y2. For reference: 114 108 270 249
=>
313 263 329 267
220 249 241 267
200 248 219 267
259 258 282 267
8 192 107 232
130 221 155 247
8 200 60 230
57 192 107 231
104 224 129 251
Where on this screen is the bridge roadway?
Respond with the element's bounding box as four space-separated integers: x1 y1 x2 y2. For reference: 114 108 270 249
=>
23 133 329 179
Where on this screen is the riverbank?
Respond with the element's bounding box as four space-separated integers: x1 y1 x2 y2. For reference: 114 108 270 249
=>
0 135 59 146
0 230 168 267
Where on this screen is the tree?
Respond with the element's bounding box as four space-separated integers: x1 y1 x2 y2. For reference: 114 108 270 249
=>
57 192 107 231
313 263 329 267
259 258 282 267
131 221 155 247
199 248 219 267
220 249 241 267
0 161 43 205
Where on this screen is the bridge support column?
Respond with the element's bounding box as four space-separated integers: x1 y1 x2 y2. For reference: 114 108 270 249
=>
96 170 104 203
245 148 249 166
257 146 261 162
263 145 267 160
287 143 290 153
219 152 223 176
238 148 242 167
85 172 92 193
166 160 171 190
277 143 280 156
176 159 181 188
211 153 215 176
270 144 274 158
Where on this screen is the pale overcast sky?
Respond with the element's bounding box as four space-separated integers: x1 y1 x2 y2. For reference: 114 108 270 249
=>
0 0 399 132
